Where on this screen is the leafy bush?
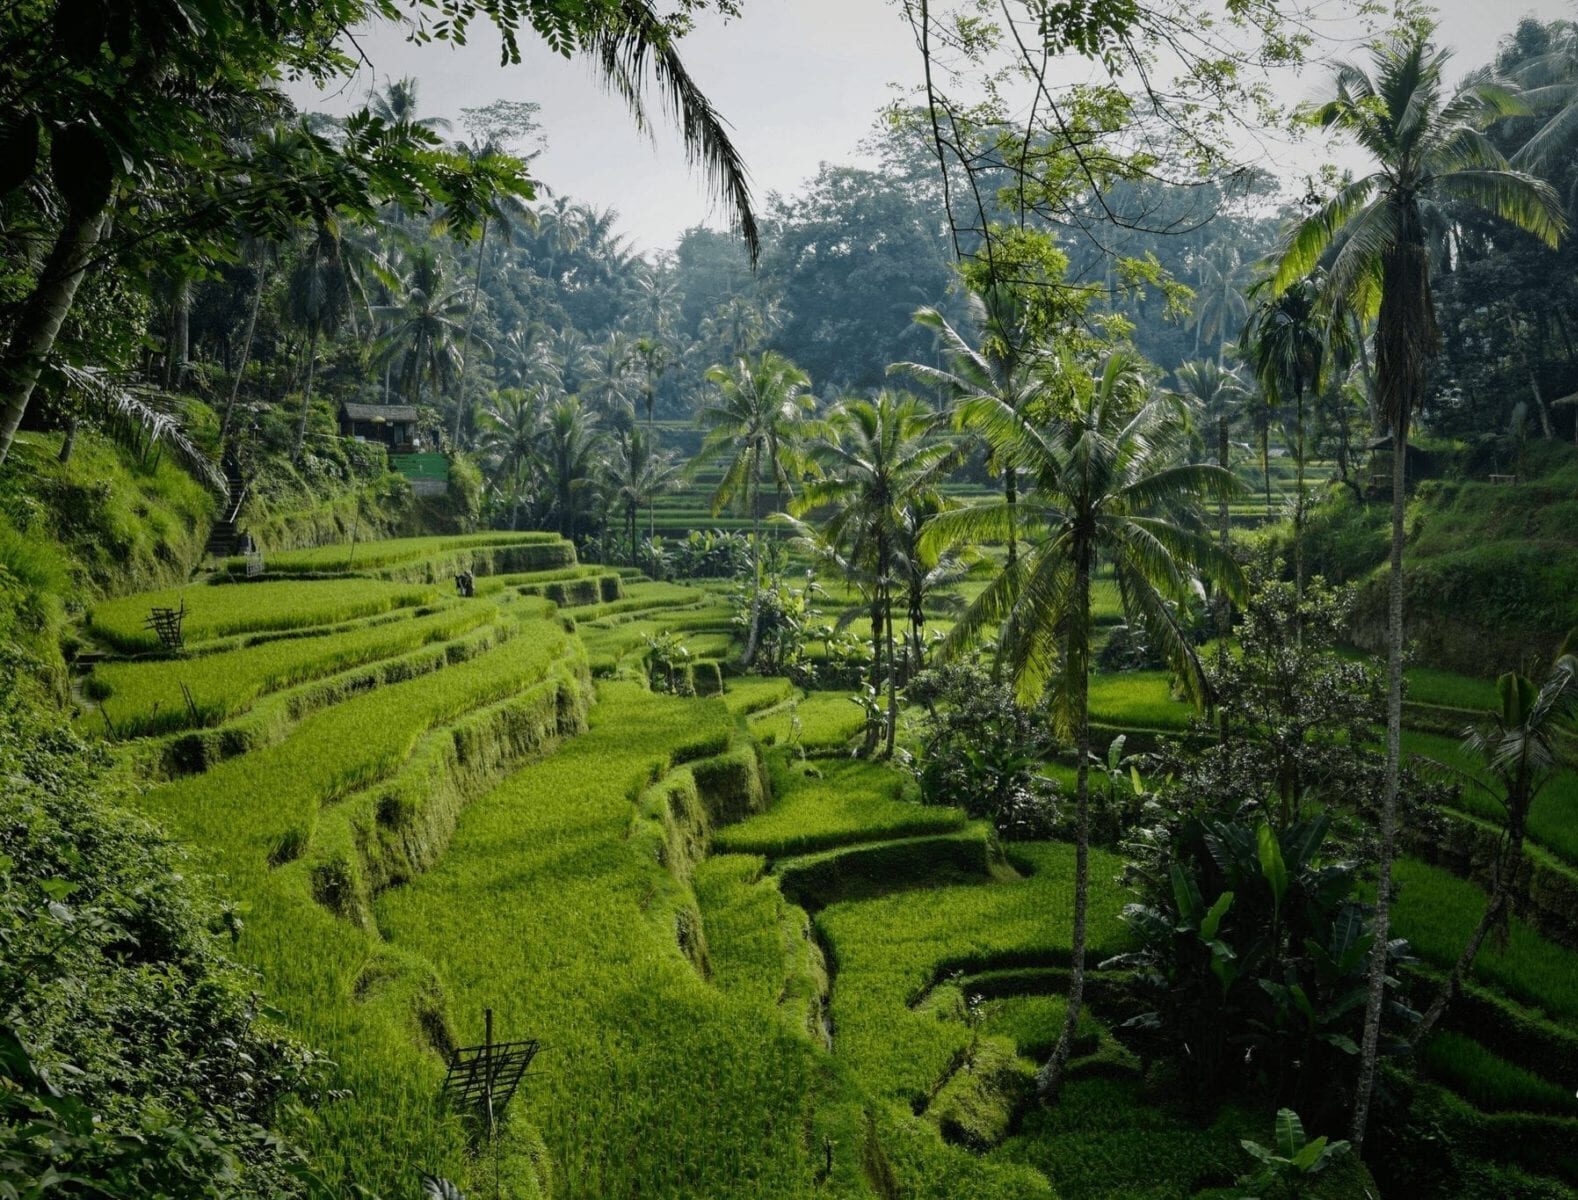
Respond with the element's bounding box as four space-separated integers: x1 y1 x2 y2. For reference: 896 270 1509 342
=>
906 659 1060 839
669 529 751 579
1237 1108 1352 1199
1111 806 1409 1126
0 672 323 1197
642 629 695 694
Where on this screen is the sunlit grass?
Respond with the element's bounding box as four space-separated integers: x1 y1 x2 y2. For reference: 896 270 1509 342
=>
714 756 964 858
89 578 439 652
85 601 495 736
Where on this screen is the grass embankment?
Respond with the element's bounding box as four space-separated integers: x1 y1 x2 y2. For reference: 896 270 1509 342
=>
715 758 965 858
1 430 215 597
225 530 574 581
1342 447 1578 673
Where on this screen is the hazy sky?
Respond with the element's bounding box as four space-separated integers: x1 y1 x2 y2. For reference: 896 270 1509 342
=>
288 0 1576 254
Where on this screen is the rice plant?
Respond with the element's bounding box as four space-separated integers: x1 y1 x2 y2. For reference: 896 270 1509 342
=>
89 579 439 652
86 602 496 736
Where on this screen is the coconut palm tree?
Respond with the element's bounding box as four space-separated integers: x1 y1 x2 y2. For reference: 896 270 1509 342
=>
892 287 1046 568
1242 275 1326 596
1507 19 1578 172
373 246 474 428
694 351 814 666
1271 25 1564 1148
583 332 638 431
476 386 546 491
792 391 959 756
894 493 977 675
449 135 537 448
285 220 353 461
1413 643 1577 1044
607 428 680 569
921 354 1245 1103
1172 359 1252 635
540 397 606 542
1191 245 1249 364
370 77 451 133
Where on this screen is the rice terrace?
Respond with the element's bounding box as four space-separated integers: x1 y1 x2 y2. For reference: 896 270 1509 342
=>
5 1 1578 1198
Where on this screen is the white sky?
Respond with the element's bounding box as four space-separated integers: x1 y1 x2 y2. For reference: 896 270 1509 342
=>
288 0 1578 254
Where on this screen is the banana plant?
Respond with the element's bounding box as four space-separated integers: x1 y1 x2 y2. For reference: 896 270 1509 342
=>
1237 1108 1350 1199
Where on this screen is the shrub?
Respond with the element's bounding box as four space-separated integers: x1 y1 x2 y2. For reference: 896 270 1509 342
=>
0 676 323 1196
1111 804 1410 1126
906 659 1060 840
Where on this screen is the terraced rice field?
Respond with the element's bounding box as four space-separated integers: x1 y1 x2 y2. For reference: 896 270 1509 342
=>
84 526 1577 1198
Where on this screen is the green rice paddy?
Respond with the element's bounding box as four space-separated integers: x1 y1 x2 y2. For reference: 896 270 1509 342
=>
82 527 1574 1198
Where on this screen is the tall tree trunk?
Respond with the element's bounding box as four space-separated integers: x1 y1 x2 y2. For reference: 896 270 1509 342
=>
453 215 489 450
165 274 191 391
1528 371 1554 441
884 554 898 759
1261 426 1272 517
58 417 79 464
1352 310 1380 437
0 205 111 466
222 261 267 443
647 379 657 547
742 452 763 667
1005 464 1018 567
291 323 321 462
1216 415 1232 641
1354 232 1437 1152
1509 313 1555 439
1295 390 1307 599
1039 551 1092 1102
1352 417 1409 1152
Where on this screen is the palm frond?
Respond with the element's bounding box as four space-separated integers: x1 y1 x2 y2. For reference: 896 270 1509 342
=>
585 1 759 262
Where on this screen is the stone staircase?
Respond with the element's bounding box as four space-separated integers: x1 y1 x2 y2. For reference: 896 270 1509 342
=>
205 455 250 559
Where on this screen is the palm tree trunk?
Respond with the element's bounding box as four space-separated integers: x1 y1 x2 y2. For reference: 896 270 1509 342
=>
1351 410 1407 1150
884 570 898 759
58 417 79 464
1413 811 1525 1044
453 215 489 450
1005 465 1018 567
647 382 657 548
165 274 191 391
0 206 110 466
1295 390 1306 599
292 324 321 462
1217 415 1232 641
1352 310 1380 437
1259 424 1272 517
1039 552 1092 1102
742 452 763 667
222 261 267 443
